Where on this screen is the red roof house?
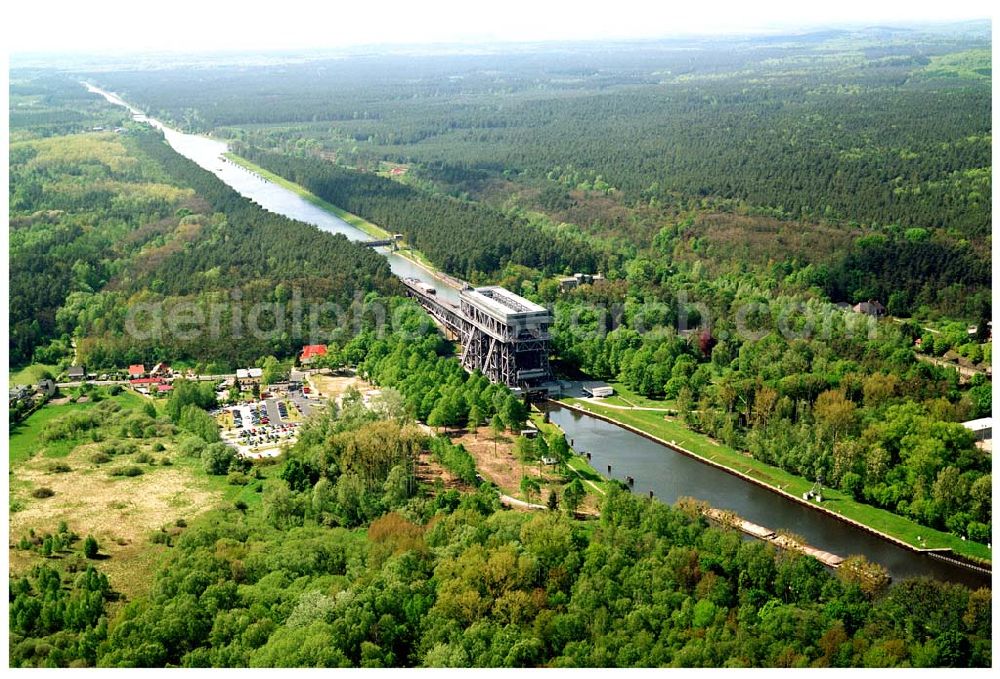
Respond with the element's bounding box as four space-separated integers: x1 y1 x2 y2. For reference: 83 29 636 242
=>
300 345 328 363
157 384 173 393
130 377 163 386
128 364 145 377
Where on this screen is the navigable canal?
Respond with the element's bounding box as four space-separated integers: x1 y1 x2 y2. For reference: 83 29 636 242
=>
84 84 459 304
86 84 989 589
546 403 990 588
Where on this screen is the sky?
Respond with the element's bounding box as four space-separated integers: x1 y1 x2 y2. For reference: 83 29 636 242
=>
5 0 994 54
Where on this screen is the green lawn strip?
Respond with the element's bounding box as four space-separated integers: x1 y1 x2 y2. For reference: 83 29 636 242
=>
9 363 60 385
565 398 991 564
529 410 612 496
225 153 389 237
9 391 153 464
604 381 677 410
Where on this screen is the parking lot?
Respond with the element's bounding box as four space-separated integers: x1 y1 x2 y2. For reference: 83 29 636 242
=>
216 397 309 458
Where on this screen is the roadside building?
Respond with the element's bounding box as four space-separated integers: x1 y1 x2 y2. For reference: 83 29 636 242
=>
129 377 163 394
300 344 328 364
37 379 56 397
852 300 886 317
962 417 992 442
128 364 145 378
150 362 172 377
67 365 86 380
558 277 579 292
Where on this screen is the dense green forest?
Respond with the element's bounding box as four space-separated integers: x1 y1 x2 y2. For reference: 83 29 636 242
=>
235 147 601 280
8 26 993 669
8 77 396 370
87 27 991 317
9 361 992 667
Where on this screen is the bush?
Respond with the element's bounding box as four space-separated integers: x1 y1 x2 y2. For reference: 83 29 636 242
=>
111 465 144 478
32 487 55 499
48 463 72 473
227 472 250 486
202 443 237 475
135 452 153 464
234 500 249 512
175 518 187 528
83 535 99 559
160 457 173 466
152 442 166 452
101 440 138 456
178 436 207 458
967 521 991 544
90 452 111 464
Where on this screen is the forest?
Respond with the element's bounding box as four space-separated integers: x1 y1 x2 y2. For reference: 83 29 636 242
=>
8 25 993 669
8 76 396 370
9 382 992 668
85 28 991 318
234 146 601 280
88 29 991 236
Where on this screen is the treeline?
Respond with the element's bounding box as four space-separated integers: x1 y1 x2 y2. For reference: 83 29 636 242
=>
90 31 991 239
9 74 398 369
236 147 600 280
822 234 990 319
13 479 991 667
552 279 992 543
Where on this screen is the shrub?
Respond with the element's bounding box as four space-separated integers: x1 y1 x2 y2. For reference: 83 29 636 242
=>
227 472 249 486
175 518 187 528
967 521 991 544
202 443 236 475
48 463 72 473
111 465 144 478
152 442 166 452
90 452 111 464
160 457 173 466
83 535 99 559
135 452 153 464
234 500 249 512
32 487 55 499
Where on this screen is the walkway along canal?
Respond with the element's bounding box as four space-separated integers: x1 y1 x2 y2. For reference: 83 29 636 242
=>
544 401 990 589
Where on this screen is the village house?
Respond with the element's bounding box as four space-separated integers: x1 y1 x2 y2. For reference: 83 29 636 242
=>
852 300 886 317
300 344 328 364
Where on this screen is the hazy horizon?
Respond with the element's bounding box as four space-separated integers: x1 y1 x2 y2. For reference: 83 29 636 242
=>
6 0 993 57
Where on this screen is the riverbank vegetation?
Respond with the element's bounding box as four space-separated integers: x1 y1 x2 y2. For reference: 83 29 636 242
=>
9 25 993 668
8 76 396 373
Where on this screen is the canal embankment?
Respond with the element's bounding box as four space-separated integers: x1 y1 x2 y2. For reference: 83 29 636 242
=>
549 398 991 583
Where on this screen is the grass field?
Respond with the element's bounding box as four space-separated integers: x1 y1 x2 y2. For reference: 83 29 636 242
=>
599 381 677 410
9 390 274 600
9 391 148 465
9 363 60 385
562 398 992 564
